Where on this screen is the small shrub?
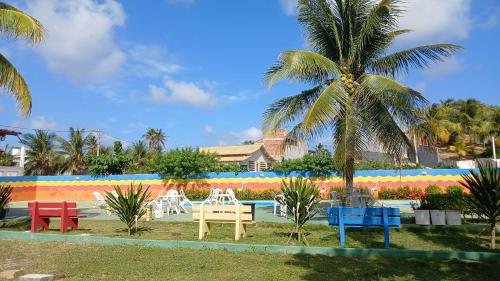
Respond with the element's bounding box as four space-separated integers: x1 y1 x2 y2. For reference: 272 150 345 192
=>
105 183 150 236
446 185 463 195
420 192 464 211
378 186 424 200
276 177 320 245
425 185 441 195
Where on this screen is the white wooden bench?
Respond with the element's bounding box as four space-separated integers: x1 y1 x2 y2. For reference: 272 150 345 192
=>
192 204 254 241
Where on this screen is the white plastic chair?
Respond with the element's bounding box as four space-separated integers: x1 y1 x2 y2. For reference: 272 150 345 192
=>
274 194 286 216
179 189 193 211
93 191 112 216
225 188 240 205
165 189 181 215
203 188 223 205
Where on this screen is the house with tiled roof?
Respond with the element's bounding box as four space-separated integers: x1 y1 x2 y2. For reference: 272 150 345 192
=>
200 129 308 171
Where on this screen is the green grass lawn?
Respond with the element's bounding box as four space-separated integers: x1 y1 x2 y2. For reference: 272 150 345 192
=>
0 240 498 281
1 218 498 252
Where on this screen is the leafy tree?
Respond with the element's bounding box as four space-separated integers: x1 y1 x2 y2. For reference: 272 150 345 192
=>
143 128 166 153
0 3 44 117
156 147 222 179
276 177 319 245
242 140 255 145
263 0 460 204
113 141 123 155
20 130 62 175
460 162 500 249
86 154 132 176
58 128 92 175
273 146 335 174
105 183 150 236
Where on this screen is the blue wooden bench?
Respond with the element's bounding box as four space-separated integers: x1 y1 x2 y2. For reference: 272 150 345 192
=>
328 207 401 248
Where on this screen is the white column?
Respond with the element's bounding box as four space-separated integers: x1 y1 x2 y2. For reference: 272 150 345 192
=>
20 146 26 168
493 136 497 160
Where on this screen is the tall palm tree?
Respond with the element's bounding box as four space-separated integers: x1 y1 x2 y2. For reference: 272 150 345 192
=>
20 130 61 175
143 128 166 152
0 3 44 116
264 0 461 204
58 128 92 175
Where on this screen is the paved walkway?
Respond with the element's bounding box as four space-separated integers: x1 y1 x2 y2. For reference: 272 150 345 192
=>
5 200 415 224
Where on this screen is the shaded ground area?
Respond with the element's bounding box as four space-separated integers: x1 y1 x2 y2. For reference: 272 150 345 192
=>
0 240 498 281
1 219 498 252
4 200 415 223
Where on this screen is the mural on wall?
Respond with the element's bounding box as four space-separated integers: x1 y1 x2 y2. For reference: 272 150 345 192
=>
0 169 469 201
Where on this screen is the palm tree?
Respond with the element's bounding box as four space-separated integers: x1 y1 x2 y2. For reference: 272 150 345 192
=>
0 3 44 117
20 130 61 175
58 128 92 175
129 140 148 161
143 128 166 152
264 0 461 204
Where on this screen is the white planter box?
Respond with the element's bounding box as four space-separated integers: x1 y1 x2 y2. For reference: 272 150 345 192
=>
430 210 446 225
414 210 431 225
445 210 462 225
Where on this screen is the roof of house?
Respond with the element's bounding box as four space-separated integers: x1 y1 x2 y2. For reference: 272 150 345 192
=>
200 144 273 163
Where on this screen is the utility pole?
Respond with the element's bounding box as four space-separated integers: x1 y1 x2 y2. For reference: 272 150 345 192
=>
96 129 101 156
493 136 497 160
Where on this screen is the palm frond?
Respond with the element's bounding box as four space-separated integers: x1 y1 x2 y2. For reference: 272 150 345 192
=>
265 50 340 87
0 2 44 43
368 44 463 77
0 53 31 116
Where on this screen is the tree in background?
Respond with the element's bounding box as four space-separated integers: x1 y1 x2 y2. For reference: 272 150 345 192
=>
143 128 166 153
58 128 92 175
113 140 123 155
128 141 148 162
20 130 62 175
263 0 460 204
273 145 335 174
0 3 44 116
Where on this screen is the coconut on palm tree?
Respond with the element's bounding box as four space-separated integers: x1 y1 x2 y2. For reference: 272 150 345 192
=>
143 128 166 152
0 2 44 116
20 130 61 175
263 0 461 204
58 128 92 175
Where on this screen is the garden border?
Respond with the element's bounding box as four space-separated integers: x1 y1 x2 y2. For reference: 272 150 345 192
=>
1 231 499 261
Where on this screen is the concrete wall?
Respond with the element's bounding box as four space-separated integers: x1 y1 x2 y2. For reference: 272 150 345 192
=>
0 169 471 202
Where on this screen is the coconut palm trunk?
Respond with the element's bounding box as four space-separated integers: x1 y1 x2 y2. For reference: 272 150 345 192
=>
263 0 461 204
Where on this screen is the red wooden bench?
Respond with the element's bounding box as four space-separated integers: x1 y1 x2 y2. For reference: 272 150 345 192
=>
28 202 86 233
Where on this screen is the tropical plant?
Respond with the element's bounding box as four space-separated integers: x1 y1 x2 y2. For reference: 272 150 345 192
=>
105 183 150 236
20 130 62 175
459 162 500 249
276 177 320 245
0 145 14 166
448 140 470 159
0 2 44 117
156 147 223 179
263 0 461 205
113 140 123 155
129 140 148 162
273 145 336 174
0 185 13 219
58 128 92 175
143 128 166 153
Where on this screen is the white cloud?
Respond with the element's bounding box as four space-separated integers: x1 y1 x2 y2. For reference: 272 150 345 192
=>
218 127 263 145
397 0 471 43
147 78 218 108
128 45 181 77
26 0 126 80
279 0 297 16
423 56 462 78
12 116 60 131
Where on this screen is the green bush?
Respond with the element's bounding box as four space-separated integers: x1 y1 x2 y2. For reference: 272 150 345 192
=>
425 185 441 195
272 146 335 174
378 186 424 200
420 192 465 211
182 187 279 201
446 185 463 195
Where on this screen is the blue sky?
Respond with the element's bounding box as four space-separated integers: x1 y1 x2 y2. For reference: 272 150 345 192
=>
0 0 499 149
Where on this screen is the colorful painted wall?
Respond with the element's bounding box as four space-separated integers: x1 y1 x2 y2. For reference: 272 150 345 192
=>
0 169 471 201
